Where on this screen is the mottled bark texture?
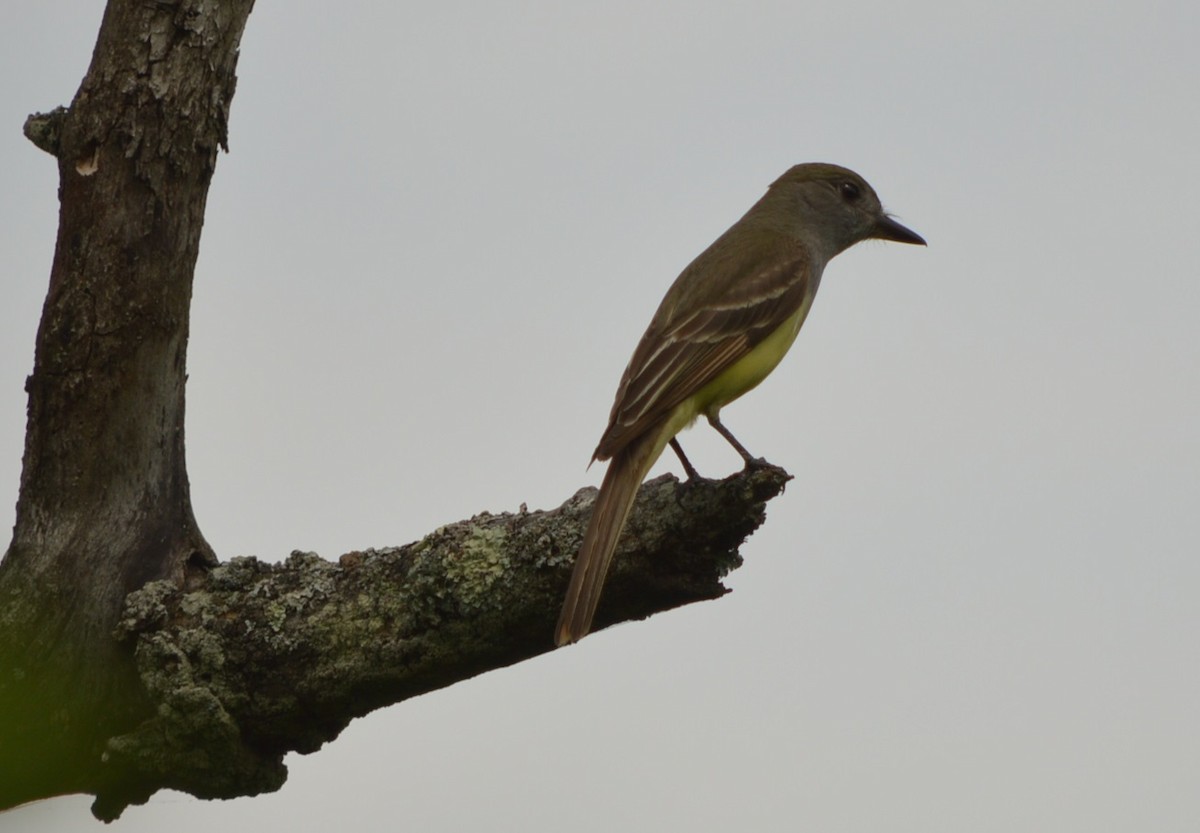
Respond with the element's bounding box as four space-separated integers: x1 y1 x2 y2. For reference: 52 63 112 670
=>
0 0 791 822
0 0 253 816
105 466 788 817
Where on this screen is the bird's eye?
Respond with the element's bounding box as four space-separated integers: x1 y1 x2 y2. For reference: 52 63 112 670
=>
839 181 861 201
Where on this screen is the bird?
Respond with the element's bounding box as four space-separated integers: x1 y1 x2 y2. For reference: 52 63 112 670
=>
555 162 925 646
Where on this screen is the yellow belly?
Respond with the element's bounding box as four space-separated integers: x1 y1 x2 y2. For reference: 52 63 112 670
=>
694 297 814 417
636 287 818 469
643 294 816 467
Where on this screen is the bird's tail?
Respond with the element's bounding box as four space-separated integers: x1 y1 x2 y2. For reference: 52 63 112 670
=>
555 431 661 646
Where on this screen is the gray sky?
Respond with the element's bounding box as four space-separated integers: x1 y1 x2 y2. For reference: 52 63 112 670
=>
4 2 1199 830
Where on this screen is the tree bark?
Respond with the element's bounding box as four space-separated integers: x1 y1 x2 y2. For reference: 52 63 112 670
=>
0 0 791 821
100 465 788 819
0 0 253 812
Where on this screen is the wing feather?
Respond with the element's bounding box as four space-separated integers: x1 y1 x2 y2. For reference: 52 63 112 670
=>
594 236 813 460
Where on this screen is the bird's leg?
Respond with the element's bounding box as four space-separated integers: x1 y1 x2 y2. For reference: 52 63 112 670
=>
707 414 759 468
669 437 702 481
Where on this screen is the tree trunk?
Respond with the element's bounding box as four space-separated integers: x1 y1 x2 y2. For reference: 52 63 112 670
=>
0 0 255 810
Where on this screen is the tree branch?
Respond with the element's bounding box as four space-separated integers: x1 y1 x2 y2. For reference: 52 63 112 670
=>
0 0 794 821
92 463 789 820
23 107 68 157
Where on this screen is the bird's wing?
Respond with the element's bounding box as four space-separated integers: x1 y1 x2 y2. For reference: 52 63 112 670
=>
593 239 813 460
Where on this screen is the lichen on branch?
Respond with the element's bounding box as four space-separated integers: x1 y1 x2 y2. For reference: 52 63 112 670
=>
94 463 789 818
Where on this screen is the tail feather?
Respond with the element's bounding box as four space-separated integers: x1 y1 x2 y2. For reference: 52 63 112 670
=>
555 433 661 645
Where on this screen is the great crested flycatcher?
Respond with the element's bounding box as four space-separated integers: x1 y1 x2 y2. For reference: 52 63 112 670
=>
554 163 925 646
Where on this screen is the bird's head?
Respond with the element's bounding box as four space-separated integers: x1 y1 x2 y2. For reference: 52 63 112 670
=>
763 162 925 258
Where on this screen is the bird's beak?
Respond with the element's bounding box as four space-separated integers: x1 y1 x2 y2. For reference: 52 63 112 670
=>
873 214 926 246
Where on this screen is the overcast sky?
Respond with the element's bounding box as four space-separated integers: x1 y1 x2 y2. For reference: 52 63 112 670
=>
3 2 1199 831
